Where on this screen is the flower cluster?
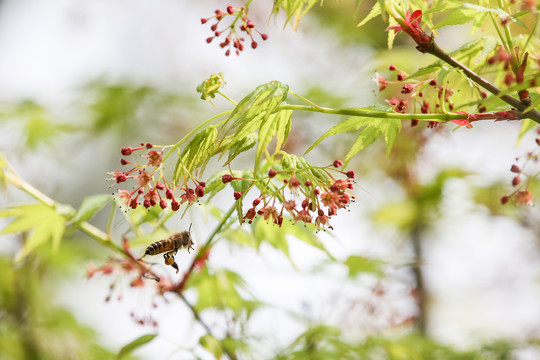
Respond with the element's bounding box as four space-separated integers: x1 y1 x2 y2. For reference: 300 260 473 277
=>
377 64 463 128
107 143 205 211
201 5 268 56
500 130 540 206
222 160 356 230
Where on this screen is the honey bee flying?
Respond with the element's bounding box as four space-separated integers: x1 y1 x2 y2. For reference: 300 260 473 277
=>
143 227 194 273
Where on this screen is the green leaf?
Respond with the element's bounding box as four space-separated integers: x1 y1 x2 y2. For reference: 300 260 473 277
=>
356 1 381 27
117 334 157 359
434 3 509 29
344 255 384 277
255 110 293 171
474 37 498 64
199 335 223 359
344 118 401 165
253 217 291 258
174 126 218 183
0 204 66 261
272 0 321 30
70 194 111 227
188 268 258 313
0 154 6 191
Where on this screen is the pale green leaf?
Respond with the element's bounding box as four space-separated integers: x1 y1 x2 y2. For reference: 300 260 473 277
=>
373 200 418 229
117 334 157 359
306 116 371 155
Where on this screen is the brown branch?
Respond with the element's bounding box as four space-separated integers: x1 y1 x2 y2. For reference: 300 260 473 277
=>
421 37 540 124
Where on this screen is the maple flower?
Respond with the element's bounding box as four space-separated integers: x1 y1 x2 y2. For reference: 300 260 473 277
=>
516 190 533 205
386 10 431 50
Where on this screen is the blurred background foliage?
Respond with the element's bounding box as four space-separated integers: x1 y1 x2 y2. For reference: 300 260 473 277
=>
1 0 540 359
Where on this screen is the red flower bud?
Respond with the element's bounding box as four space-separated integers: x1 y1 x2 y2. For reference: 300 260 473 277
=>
333 160 344 168
233 192 242 200
268 169 277 178
145 143 153 149
346 171 355 179
510 165 521 173
397 73 405 81
246 20 254 28
222 174 233 183
304 181 312 187
512 176 521 186
195 185 205 197
171 200 180 211
201 18 208 24
120 158 128 165
500 195 509 205
261 34 268 40
211 24 218 31
389 64 396 71
206 37 214 43
429 79 437 86
227 5 235 14
159 199 167 209
253 198 261 206
121 147 133 156
251 41 258 49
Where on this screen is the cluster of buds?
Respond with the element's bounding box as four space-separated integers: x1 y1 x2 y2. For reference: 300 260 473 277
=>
222 160 356 230
377 64 462 127
107 143 205 211
487 45 533 103
201 5 268 56
500 129 540 205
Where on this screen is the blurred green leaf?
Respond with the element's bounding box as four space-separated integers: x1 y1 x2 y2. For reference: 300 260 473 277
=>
117 334 157 359
70 194 112 228
356 1 382 27
199 334 223 359
188 268 259 314
0 204 66 261
174 126 218 184
373 200 418 229
344 255 384 277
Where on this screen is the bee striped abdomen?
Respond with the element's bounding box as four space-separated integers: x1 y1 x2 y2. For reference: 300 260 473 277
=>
145 239 176 255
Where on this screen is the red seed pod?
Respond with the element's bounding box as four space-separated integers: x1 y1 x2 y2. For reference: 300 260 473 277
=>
222 174 233 183
171 200 180 211
121 147 133 156
512 176 521 186
199 181 206 188
305 181 312 187
130 199 138 209
500 195 509 204
261 34 268 40
268 169 277 178
429 79 437 86
165 189 173 199
510 165 521 173
143 199 151 208
233 192 242 200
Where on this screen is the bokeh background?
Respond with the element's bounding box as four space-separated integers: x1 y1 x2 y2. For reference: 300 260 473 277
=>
1 0 540 359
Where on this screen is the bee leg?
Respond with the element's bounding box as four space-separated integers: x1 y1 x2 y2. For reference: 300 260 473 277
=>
171 261 179 273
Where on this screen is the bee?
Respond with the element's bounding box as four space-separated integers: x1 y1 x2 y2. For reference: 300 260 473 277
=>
143 226 194 273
